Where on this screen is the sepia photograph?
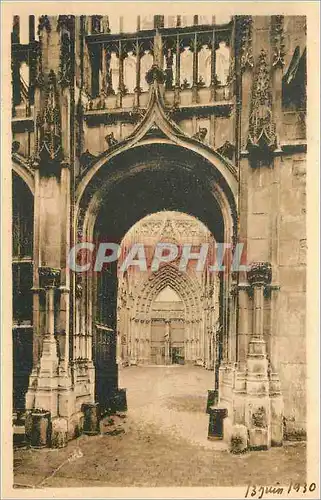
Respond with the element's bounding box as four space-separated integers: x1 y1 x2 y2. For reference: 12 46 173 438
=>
1 2 320 498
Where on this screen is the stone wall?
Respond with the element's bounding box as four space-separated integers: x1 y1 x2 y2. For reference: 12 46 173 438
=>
276 153 306 437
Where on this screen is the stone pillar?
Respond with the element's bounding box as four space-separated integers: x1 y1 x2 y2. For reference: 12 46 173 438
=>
174 33 181 107
116 40 125 108
245 262 273 449
134 38 142 108
32 267 61 416
164 320 171 365
153 30 163 69
25 17 77 432
237 286 250 370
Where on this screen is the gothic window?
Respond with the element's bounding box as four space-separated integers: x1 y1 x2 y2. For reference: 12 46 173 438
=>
140 51 153 92
123 51 136 94
198 45 211 87
180 47 193 88
110 52 120 93
215 41 230 86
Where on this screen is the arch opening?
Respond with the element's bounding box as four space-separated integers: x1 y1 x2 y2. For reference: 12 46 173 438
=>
115 211 221 370
12 172 34 411
75 143 236 410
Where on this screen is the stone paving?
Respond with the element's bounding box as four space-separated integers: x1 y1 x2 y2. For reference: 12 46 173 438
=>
13 366 306 488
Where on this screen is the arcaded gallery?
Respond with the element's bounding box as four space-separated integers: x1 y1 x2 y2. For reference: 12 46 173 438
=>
11 13 307 450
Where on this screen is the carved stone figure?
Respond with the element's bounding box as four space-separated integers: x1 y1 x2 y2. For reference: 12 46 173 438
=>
105 132 119 148
192 127 207 142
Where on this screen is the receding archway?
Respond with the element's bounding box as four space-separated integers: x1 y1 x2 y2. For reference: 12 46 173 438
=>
74 141 237 410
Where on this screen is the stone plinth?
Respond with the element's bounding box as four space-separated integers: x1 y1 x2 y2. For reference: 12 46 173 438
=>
51 417 68 448
208 406 228 440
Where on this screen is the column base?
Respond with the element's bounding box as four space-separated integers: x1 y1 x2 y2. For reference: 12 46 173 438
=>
51 417 68 448
217 360 284 452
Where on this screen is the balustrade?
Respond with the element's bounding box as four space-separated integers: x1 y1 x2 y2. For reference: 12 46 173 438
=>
11 15 234 117
85 20 233 110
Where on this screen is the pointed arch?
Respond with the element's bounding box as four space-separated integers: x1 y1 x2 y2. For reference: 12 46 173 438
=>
133 263 203 323
75 77 238 212
12 153 35 195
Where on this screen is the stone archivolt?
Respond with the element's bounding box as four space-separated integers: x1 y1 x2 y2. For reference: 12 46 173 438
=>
117 262 218 366
117 211 220 367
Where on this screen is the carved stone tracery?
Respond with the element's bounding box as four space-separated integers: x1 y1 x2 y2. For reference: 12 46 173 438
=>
58 16 74 88
35 70 63 164
247 50 277 161
238 16 254 72
145 64 166 85
271 15 285 69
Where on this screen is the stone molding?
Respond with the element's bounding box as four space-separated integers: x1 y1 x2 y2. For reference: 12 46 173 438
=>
38 267 61 288
247 261 272 287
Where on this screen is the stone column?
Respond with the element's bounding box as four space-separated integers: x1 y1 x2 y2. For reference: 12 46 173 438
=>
245 262 272 449
116 40 125 108
164 320 171 365
237 286 250 371
210 26 216 101
134 38 142 108
174 33 181 107
191 32 199 103
31 267 61 416
153 30 163 69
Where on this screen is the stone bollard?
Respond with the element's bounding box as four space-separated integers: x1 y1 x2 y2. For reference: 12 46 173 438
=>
206 390 218 414
27 410 51 448
208 406 228 440
82 402 100 435
51 417 68 448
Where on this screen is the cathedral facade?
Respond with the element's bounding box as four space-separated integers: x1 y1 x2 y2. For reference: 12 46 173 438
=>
116 212 220 368
11 14 307 450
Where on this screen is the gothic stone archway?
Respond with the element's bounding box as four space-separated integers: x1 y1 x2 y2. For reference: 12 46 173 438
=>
74 140 237 412
117 264 220 369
